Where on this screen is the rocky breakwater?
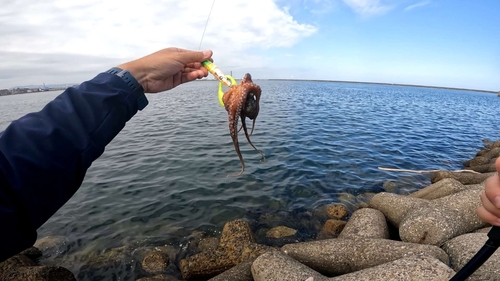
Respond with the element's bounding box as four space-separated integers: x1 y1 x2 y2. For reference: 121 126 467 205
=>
3 140 500 281
225 139 500 281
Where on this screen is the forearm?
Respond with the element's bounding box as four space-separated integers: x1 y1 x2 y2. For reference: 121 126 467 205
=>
0 71 147 260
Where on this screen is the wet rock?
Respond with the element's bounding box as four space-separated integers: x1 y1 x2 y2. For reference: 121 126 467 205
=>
443 233 500 280
33 235 69 258
315 204 349 222
208 260 254 281
338 208 389 240
265 226 297 239
399 188 487 246
281 237 448 276
368 192 429 226
0 265 76 281
179 220 271 281
76 245 136 280
142 252 170 274
430 171 495 185
316 219 346 240
328 254 455 281
0 254 36 272
382 180 398 193
355 193 376 207
409 178 466 200
19 247 42 261
251 250 328 281
337 193 358 212
198 237 219 252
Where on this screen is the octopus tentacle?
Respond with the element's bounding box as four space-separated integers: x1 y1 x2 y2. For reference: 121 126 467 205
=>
241 117 265 162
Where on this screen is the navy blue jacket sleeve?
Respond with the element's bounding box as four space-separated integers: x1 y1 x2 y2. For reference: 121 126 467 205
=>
0 72 147 261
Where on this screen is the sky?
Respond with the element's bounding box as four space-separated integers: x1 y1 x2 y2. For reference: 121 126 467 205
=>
0 0 498 91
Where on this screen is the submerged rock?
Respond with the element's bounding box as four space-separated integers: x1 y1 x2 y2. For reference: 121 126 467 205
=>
179 220 271 280
265 226 297 239
0 265 76 281
316 219 346 240
142 252 170 274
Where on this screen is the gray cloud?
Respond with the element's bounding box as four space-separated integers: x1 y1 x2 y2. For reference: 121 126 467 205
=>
0 52 123 88
0 0 317 88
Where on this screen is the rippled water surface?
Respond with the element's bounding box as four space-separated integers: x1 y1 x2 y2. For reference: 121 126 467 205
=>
1 81 499 278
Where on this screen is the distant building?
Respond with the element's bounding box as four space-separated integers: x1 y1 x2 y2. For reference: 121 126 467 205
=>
0 89 10 96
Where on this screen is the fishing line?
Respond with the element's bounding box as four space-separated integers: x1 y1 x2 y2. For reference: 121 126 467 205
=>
198 0 216 50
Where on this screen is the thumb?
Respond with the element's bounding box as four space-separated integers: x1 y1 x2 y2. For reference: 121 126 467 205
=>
174 48 213 64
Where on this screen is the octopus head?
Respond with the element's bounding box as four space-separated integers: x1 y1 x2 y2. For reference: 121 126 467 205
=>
241 73 261 120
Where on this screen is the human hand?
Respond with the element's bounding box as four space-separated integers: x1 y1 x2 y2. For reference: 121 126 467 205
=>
477 158 500 226
118 47 213 93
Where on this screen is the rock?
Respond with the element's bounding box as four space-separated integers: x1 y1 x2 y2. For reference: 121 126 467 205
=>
474 227 492 233
368 192 429 226
467 156 491 167
0 254 36 272
0 265 76 281
338 208 389 240
142 252 170 274
492 141 500 149
313 203 349 224
198 237 219 252
430 171 495 185
409 178 466 200
476 149 489 157
468 163 498 173
483 148 500 159
136 274 180 281
443 233 500 280
33 235 69 257
179 220 271 281
265 226 297 239
281 237 448 276
316 220 346 240
19 247 42 261
399 188 487 246
251 250 328 281
208 260 254 281
382 180 398 193
328 254 455 280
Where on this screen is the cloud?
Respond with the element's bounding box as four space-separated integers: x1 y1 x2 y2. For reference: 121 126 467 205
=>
342 0 393 16
404 1 431 11
0 0 317 88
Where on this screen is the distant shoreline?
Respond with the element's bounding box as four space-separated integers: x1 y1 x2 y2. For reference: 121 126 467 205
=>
261 79 498 94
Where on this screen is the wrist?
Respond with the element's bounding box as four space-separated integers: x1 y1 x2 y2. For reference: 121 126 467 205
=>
105 66 149 110
117 61 148 91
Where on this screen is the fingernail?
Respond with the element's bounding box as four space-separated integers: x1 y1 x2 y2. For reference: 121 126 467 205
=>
494 196 500 208
202 50 211 57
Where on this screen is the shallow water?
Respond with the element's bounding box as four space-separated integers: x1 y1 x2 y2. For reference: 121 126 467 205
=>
1 80 499 279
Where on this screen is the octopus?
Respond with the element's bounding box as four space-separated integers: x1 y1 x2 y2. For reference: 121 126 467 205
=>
222 73 266 176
